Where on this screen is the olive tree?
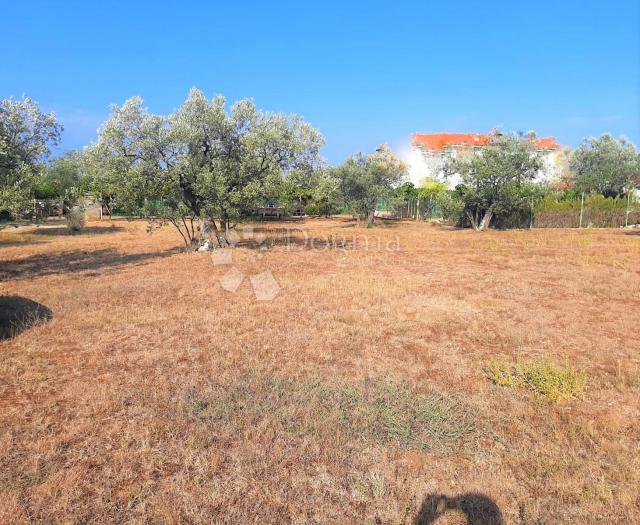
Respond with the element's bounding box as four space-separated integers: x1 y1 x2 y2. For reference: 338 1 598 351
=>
444 134 543 230
37 151 88 210
0 97 62 215
571 134 640 198
86 88 324 249
310 170 342 217
334 145 406 225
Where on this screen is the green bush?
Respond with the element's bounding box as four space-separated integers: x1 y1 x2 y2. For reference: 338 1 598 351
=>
434 191 465 224
486 356 586 401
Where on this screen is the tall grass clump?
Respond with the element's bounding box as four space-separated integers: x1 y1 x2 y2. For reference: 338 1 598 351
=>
486 355 586 401
66 207 86 232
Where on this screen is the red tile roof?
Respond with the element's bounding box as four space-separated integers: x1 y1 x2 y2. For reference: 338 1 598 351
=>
533 137 561 150
412 133 561 152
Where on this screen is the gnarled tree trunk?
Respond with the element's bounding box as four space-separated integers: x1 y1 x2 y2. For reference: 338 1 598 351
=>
466 207 494 231
200 217 232 249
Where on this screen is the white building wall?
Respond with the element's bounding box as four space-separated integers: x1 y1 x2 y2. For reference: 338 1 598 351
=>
404 146 562 189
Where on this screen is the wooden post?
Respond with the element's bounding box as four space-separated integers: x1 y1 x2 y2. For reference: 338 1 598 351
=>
625 190 631 228
579 192 585 228
416 198 420 220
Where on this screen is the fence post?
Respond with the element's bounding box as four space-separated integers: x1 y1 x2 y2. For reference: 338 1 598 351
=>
579 192 585 228
529 197 534 229
416 198 420 221
625 190 631 228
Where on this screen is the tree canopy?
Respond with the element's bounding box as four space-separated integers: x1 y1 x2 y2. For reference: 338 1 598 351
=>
86 88 324 248
444 134 543 230
36 151 87 208
0 97 62 214
570 134 640 198
333 145 406 225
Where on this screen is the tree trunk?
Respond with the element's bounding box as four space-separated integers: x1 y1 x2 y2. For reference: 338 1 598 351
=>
204 217 230 248
366 210 375 226
465 209 480 231
196 217 215 250
466 208 493 231
478 209 493 230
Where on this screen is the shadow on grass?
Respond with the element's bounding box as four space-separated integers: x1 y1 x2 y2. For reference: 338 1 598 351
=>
0 296 53 341
28 225 125 236
0 247 179 282
414 493 504 525
0 237 48 248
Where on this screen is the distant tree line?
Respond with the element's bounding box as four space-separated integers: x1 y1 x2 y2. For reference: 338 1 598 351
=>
391 133 640 230
2 94 639 240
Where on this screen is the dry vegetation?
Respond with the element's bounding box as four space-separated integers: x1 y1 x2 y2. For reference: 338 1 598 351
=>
0 218 639 524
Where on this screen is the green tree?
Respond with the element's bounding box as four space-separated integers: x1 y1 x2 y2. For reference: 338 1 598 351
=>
570 134 640 198
434 191 464 223
395 181 419 201
418 177 447 199
36 151 88 210
444 134 543 230
0 97 62 215
310 170 342 216
418 177 448 218
273 168 319 213
334 145 406 225
86 89 324 249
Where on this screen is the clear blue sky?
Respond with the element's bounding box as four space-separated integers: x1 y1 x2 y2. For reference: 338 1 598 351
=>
2 0 638 164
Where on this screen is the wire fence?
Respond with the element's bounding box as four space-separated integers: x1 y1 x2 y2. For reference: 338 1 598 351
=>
382 192 640 228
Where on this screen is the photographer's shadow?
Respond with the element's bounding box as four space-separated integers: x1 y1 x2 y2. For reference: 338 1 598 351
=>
414 492 504 525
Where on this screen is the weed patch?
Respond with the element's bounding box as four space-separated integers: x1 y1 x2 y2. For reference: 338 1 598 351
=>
486 356 586 401
187 374 477 450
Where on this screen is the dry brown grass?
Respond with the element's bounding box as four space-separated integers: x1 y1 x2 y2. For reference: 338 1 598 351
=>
0 218 639 524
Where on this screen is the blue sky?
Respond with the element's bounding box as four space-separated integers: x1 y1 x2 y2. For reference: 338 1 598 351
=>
2 0 638 164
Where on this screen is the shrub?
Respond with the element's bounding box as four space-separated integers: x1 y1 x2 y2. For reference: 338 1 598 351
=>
65 207 86 232
486 355 586 401
434 191 465 224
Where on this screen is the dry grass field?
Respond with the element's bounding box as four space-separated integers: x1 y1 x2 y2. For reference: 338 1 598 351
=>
1 218 639 524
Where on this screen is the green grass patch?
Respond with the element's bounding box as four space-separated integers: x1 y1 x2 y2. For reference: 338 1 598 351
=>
187 375 477 450
486 355 586 401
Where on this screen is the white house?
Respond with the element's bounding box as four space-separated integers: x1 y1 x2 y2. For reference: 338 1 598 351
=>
405 131 564 188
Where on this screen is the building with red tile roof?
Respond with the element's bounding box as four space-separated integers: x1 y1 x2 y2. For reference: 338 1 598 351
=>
412 132 561 152
406 131 564 188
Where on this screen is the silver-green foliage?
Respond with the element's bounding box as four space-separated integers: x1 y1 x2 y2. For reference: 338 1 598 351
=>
444 134 543 230
571 134 640 198
86 88 324 248
333 145 406 225
0 97 62 215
